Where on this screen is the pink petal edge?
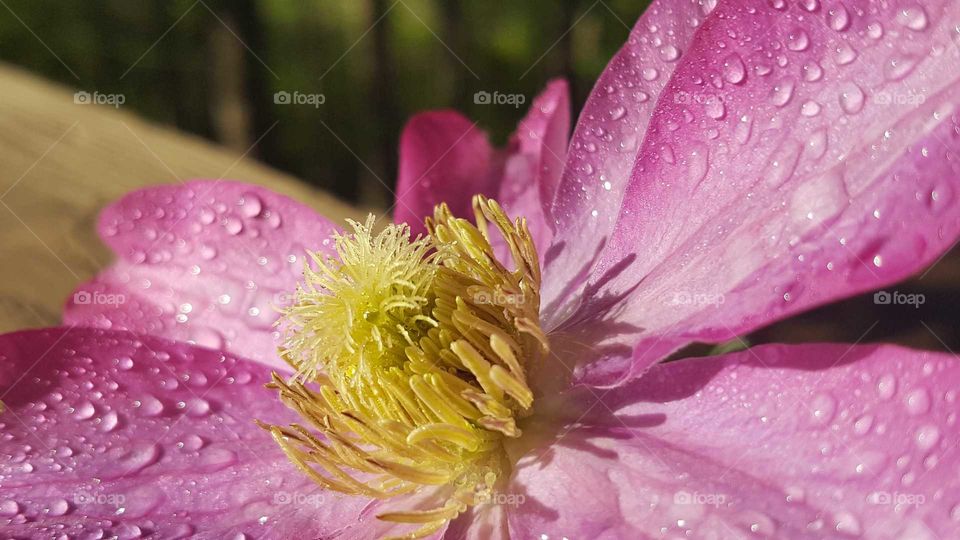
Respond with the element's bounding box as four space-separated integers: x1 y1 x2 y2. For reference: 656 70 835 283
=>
394 110 498 237
509 342 960 539
63 180 340 372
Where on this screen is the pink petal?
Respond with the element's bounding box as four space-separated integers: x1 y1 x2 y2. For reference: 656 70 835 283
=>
564 1 960 382
63 180 340 372
541 0 712 322
445 504 509 540
394 81 571 257
0 327 372 538
509 343 960 538
497 79 571 253
394 111 496 236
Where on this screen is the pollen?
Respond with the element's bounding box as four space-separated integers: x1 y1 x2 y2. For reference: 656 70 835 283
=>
259 196 548 538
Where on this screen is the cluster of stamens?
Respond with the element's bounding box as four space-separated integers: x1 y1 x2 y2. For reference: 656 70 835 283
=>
259 196 547 538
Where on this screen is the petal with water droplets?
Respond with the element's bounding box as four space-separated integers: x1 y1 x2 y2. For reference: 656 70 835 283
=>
542 0 713 323
0 327 375 538
509 343 960 539
564 0 960 383
63 180 340 372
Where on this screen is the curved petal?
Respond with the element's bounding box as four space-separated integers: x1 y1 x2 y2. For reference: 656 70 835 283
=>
564 1 960 382
509 343 960 539
394 80 571 258
63 180 340 372
497 79 571 254
0 327 373 538
394 111 496 236
541 0 716 323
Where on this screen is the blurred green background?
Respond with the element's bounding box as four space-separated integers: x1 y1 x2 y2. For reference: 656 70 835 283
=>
0 0 649 206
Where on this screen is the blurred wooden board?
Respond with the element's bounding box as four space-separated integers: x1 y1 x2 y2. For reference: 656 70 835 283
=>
0 63 359 333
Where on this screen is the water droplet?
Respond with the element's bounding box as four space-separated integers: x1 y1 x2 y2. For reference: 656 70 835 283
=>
867 22 884 40
722 54 747 84
853 414 874 435
829 6 851 31
884 56 919 81
787 29 810 51
801 100 822 117
833 43 858 65
915 424 940 451
111 355 133 372
43 499 70 519
735 115 753 144
99 411 119 432
223 216 243 235
736 510 777 537
73 401 95 420
834 511 862 536
878 374 897 399
686 147 709 185
802 61 824 82
659 45 680 62
0 499 19 516
771 79 795 107
177 434 206 452
810 393 837 425
238 192 263 218
839 83 866 114
905 388 932 415
135 394 164 417
704 97 726 119
896 6 929 31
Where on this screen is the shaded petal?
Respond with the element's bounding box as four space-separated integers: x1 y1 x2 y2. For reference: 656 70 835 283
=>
394 81 571 258
542 0 714 322
394 111 496 236
445 503 509 540
0 327 372 538
63 180 339 372
509 343 960 539
497 79 571 254
563 1 960 382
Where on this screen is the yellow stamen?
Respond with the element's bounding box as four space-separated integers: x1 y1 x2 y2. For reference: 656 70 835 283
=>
260 196 548 534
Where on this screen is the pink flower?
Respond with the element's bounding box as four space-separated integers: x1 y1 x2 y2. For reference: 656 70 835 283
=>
2 1 960 538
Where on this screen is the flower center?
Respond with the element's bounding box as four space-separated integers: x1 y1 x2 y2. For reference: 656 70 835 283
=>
260 196 547 537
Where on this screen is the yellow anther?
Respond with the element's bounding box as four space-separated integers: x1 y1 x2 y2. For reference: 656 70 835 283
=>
379 503 465 524
407 423 481 451
262 196 548 534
